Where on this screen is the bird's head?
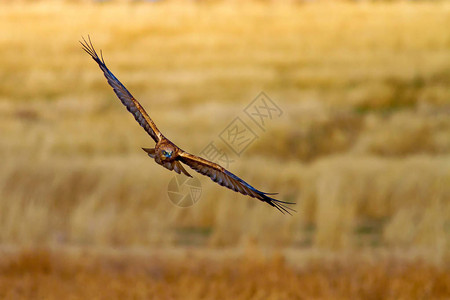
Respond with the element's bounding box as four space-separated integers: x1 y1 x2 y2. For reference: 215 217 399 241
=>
159 145 176 161
161 149 173 158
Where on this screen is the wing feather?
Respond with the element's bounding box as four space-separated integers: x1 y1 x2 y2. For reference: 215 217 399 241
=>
178 151 296 214
80 36 161 143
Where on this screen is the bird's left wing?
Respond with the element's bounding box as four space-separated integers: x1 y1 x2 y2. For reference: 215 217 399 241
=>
80 37 162 143
178 151 296 214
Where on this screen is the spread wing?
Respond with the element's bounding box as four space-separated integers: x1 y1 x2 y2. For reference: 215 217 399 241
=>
80 36 162 143
178 151 296 214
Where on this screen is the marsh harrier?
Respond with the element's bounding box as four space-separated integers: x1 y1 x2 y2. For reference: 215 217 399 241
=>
81 37 295 214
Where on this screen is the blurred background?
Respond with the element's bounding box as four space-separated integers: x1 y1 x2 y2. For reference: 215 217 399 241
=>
0 0 449 298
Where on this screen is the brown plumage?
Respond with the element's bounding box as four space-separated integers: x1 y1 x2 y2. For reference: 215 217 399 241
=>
81 37 295 214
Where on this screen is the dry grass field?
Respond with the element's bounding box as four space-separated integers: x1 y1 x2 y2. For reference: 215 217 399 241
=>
0 1 449 298
0 248 449 300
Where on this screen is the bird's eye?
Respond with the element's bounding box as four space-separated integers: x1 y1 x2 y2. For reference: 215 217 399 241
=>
162 150 167 155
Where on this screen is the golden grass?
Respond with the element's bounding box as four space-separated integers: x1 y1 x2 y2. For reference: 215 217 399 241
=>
0 248 449 300
0 0 449 264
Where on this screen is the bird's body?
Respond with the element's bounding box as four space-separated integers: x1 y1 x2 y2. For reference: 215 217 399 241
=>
81 37 295 214
143 138 192 177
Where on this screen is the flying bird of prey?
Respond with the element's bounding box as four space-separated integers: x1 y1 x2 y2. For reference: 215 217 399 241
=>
80 37 295 214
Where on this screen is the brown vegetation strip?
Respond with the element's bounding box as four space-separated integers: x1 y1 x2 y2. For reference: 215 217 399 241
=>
0 249 448 300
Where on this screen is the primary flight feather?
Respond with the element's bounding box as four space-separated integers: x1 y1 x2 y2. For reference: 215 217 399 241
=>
80 37 295 214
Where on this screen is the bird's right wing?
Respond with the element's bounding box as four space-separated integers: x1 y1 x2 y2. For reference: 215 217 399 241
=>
81 36 162 143
178 151 296 214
